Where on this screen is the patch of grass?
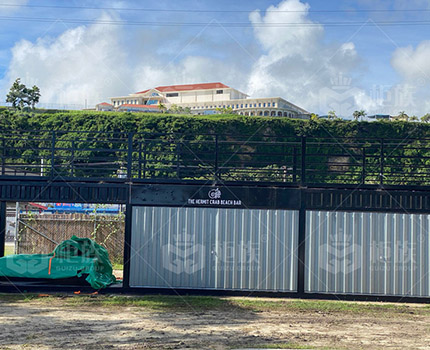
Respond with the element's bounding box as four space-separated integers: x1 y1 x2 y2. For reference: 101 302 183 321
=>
0 294 40 303
251 344 314 349
111 263 123 270
66 295 230 310
4 244 14 256
0 293 425 317
230 298 409 314
237 344 345 350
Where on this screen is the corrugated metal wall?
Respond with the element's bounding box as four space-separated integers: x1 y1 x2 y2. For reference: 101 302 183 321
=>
306 211 430 297
130 207 299 291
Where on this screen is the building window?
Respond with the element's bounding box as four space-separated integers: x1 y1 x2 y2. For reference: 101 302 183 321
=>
272 102 276 107
127 100 129 104
236 104 239 108
166 93 179 97
241 104 243 108
216 90 223 94
263 103 266 107
254 103 257 107
259 103 261 107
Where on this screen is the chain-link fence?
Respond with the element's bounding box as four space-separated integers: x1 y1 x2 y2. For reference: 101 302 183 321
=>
17 213 125 266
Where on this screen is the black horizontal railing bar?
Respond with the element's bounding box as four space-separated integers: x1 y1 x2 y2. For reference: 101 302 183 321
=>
5 128 430 142
5 131 430 186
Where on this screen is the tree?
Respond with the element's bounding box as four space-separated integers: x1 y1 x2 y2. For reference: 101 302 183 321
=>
421 113 430 123
327 110 337 120
216 107 233 114
394 111 409 121
310 113 319 121
170 104 178 113
29 85 41 109
410 116 419 122
353 110 366 121
6 78 41 110
158 102 167 113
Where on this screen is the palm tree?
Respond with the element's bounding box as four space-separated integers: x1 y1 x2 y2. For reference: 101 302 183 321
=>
353 110 366 121
395 111 409 121
421 113 430 123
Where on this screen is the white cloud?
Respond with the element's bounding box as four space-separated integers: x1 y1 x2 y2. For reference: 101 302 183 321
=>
2 0 29 14
391 41 430 82
246 0 379 116
1 13 249 108
1 13 130 107
389 41 430 115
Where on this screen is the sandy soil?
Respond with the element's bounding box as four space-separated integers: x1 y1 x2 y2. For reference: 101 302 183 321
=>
0 296 430 350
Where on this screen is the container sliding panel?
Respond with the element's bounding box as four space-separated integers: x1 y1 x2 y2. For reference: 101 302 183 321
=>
305 211 430 297
130 206 299 292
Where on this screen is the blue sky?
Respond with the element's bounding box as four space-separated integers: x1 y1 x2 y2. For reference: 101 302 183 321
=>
1 0 430 115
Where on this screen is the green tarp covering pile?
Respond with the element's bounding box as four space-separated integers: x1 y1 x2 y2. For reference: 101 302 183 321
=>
0 236 117 289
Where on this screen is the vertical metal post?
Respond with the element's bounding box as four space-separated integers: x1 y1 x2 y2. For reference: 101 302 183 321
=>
297 197 306 295
215 134 219 180
0 202 6 257
142 141 147 179
176 141 181 179
1 138 5 176
138 142 142 179
50 131 56 178
127 133 133 179
362 146 366 184
292 147 297 183
71 139 75 177
301 136 306 185
122 203 132 289
380 138 384 185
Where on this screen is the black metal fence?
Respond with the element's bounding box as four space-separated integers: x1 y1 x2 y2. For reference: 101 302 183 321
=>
1 130 430 186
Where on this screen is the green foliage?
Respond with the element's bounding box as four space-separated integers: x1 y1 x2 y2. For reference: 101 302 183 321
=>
216 106 234 114
6 78 41 110
353 109 366 121
2 109 430 184
327 110 337 120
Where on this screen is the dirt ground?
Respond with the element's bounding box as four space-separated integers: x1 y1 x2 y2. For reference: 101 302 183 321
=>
0 295 430 350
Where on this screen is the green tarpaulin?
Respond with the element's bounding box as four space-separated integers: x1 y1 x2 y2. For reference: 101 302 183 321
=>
0 236 117 289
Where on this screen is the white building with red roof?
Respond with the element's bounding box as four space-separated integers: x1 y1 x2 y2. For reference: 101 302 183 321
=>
108 82 309 118
95 102 114 111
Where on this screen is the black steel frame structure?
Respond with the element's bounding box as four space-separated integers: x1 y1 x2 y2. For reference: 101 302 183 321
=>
2 130 430 302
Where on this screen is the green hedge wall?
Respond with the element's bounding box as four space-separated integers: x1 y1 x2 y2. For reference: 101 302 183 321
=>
1 109 430 139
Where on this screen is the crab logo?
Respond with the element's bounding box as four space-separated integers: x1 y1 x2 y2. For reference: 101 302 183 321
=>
208 188 221 199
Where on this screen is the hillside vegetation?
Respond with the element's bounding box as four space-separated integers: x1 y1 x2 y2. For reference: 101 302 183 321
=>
0 109 429 139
